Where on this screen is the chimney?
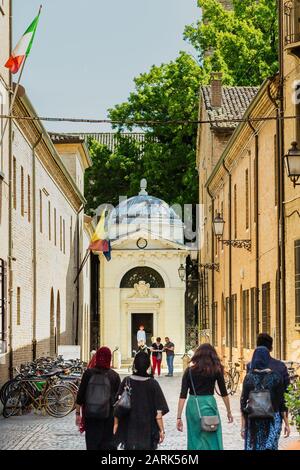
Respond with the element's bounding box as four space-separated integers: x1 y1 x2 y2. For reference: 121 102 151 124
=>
211 72 223 108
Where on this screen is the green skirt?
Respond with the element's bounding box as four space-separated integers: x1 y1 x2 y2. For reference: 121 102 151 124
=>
186 395 223 450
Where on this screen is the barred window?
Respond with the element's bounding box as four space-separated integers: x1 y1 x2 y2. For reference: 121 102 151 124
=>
225 297 230 347
212 302 218 347
27 175 31 222
39 190 43 233
232 294 238 348
242 290 250 349
120 267 165 288
54 208 57 246
250 287 258 349
21 166 24 217
13 157 17 210
48 201 51 241
295 240 300 325
262 282 271 334
0 259 7 353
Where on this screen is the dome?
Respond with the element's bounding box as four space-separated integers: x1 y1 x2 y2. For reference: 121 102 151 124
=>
108 179 184 244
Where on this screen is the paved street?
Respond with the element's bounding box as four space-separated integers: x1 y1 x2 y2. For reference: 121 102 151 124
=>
0 374 298 451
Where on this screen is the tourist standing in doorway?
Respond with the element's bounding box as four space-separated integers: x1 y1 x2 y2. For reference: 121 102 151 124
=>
164 337 175 377
151 337 164 377
137 325 146 349
241 347 290 450
176 344 233 450
114 351 169 450
76 347 121 450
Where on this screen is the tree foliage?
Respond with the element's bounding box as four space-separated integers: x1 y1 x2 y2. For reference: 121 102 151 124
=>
184 0 278 86
85 0 279 212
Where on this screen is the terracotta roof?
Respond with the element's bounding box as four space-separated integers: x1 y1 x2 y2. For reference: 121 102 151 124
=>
49 133 85 144
201 86 259 130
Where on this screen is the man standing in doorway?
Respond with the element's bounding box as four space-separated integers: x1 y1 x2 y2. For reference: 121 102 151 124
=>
164 337 175 377
137 325 146 350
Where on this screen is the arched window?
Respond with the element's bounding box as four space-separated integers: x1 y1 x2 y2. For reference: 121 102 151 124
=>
120 267 165 288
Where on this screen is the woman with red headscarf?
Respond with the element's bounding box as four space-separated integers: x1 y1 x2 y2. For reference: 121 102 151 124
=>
76 347 121 450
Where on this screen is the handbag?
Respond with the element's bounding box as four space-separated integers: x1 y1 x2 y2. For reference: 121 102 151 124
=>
189 368 220 432
245 373 275 420
113 377 132 418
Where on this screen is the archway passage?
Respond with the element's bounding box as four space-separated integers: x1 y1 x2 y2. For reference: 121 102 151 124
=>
131 313 153 355
120 267 165 288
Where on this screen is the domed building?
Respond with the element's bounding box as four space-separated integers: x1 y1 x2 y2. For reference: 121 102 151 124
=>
98 180 189 369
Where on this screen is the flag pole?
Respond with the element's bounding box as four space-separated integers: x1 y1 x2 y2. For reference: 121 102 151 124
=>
73 249 91 284
0 5 42 148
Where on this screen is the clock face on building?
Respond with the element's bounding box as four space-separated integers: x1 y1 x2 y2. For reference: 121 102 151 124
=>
136 238 148 250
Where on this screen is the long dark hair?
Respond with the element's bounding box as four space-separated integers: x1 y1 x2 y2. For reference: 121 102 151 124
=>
191 344 224 376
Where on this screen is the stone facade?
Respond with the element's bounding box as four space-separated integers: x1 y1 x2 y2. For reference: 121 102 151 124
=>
0 81 93 384
197 1 300 363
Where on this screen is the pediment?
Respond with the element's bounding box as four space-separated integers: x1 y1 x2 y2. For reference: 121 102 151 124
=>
111 228 188 251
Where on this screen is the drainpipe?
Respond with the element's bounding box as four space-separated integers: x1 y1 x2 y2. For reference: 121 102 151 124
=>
207 184 215 342
248 120 260 339
32 133 43 360
75 204 84 346
222 160 232 362
8 0 13 379
278 0 286 360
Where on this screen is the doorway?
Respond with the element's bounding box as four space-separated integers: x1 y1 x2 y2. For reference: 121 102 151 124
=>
131 313 153 355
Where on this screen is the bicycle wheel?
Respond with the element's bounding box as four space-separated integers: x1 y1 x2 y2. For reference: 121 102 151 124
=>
215 371 232 396
3 388 25 417
45 384 75 417
231 371 240 395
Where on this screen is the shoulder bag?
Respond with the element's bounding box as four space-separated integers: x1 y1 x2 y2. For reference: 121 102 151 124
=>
244 372 275 420
189 368 220 432
113 377 132 418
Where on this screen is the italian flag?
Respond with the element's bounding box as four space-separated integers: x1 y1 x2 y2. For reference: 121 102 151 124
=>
5 8 41 74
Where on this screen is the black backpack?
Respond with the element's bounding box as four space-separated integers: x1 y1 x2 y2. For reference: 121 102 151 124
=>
85 371 111 419
245 372 275 420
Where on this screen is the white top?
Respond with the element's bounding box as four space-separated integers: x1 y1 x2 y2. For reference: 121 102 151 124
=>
137 330 146 342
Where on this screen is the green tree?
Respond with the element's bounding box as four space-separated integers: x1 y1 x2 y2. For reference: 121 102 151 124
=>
107 52 202 206
184 0 278 86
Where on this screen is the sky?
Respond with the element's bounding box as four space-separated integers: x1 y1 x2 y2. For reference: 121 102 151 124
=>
13 0 200 133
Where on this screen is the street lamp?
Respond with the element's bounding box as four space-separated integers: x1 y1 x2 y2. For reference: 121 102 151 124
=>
178 264 186 282
285 141 300 187
213 213 252 251
213 212 225 238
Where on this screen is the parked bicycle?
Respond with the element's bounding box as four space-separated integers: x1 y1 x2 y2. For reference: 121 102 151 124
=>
215 361 240 396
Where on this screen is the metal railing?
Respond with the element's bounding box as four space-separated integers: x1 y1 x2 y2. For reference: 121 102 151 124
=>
284 0 300 45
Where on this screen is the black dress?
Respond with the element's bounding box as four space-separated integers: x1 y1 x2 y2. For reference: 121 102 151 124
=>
76 368 121 450
115 376 169 450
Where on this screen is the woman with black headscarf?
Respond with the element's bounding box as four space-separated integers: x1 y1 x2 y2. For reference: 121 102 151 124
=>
240 347 290 450
114 351 169 450
76 347 121 450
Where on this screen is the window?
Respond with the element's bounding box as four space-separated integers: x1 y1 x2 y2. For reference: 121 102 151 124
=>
242 290 250 349
21 166 24 217
212 302 218 347
39 190 43 233
274 135 278 206
262 282 271 335
60 216 62 251
13 157 16 210
245 170 249 230
63 219 65 254
295 80 300 144
0 90 4 171
0 259 7 353
250 287 258 349
232 294 238 348
27 175 31 222
120 267 165 288
48 201 51 241
17 287 21 326
54 208 57 246
225 297 230 347
234 184 237 239
295 240 300 325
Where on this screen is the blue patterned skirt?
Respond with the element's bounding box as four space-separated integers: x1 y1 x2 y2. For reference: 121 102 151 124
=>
245 412 282 451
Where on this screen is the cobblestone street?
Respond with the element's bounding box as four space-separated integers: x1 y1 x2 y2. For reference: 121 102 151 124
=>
1 374 298 451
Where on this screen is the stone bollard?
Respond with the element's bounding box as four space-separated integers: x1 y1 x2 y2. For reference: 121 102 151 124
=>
112 347 121 369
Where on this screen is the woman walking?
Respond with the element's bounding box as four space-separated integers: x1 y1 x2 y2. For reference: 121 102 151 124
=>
76 347 121 450
151 337 164 377
176 344 233 450
114 351 169 450
241 347 290 451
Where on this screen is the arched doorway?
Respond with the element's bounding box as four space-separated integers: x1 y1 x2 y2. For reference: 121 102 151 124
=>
50 288 55 356
56 291 61 353
120 266 164 355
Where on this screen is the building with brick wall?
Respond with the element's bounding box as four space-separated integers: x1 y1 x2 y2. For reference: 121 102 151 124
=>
196 1 300 365
0 86 93 383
